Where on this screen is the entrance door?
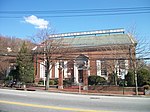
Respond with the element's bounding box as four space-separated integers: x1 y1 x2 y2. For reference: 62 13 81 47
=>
78 70 83 83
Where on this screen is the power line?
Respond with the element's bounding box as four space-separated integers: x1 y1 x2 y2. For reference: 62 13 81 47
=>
0 7 150 18
0 11 150 19
1 7 150 14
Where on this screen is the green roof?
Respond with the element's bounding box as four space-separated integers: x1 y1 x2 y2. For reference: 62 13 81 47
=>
61 34 137 47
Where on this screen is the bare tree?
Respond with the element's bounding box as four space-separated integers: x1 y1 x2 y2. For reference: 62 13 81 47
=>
127 28 150 95
0 60 9 79
32 28 150 93
32 29 74 90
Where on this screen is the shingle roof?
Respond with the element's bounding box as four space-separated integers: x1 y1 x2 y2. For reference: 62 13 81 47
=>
33 33 137 53
61 34 137 47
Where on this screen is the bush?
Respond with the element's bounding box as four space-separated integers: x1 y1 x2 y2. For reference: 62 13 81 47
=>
63 79 72 87
143 85 150 90
54 78 58 85
49 80 55 85
137 68 150 87
49 79 58 85
38 80 44 85
118 79 127 87
88 76 107 85
125 70 135 87
4 76 13 82
108 73 118 85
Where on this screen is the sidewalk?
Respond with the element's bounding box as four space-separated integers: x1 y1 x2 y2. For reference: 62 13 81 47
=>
14 86 146 97
1 85 146 97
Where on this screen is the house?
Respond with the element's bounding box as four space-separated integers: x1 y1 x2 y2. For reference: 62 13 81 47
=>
33 28 137 89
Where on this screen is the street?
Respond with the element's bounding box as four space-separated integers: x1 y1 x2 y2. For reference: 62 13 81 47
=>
0 89 150 112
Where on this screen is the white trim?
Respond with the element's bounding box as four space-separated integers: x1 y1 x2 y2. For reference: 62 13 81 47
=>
115 60 120 76
125 60 128 75
64 61 68 78
74 64 78 83
96 60 101 76
49 28 124 38
49 64 52 78
40 62 45 78
55 62 59 78
88 60 90 76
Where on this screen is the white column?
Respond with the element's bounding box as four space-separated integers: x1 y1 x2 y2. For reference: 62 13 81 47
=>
96 60 101 76
88 60 90 76
40 61 45 78
64 61 68 78
125 60 128 75
115 61 120 76
74 64 78 83
49 64 52 78
55 62 59 78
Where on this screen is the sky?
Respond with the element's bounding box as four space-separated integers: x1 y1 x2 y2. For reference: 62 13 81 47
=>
0 0 150 43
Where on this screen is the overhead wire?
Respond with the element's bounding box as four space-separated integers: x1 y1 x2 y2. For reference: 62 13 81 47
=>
0 6 150 18
0 7 150 60
1 6 150 14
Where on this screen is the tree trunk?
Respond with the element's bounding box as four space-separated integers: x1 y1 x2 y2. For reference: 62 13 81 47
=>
45 72 50 90
45 59 50 90
58 67 63 89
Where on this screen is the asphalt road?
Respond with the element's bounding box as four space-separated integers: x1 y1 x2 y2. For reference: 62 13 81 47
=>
0 89 150 112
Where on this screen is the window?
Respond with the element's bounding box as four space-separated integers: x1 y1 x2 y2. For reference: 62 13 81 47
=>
101 60 107 76
118 60 128 76
96 60 101 76
96 60 107 76
118 60 125 69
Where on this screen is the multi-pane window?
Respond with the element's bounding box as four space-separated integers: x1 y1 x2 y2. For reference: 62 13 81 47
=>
118 60 126 69
117 60 128 76
96 60 101 76
96 60 107 76
101 60 107 76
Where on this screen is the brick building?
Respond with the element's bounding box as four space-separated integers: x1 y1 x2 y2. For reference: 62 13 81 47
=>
33 28 137 89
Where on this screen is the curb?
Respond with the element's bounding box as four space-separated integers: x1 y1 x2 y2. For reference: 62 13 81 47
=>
1 87 148 98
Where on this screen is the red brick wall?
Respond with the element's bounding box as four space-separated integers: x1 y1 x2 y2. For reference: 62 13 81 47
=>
33 45 136 83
